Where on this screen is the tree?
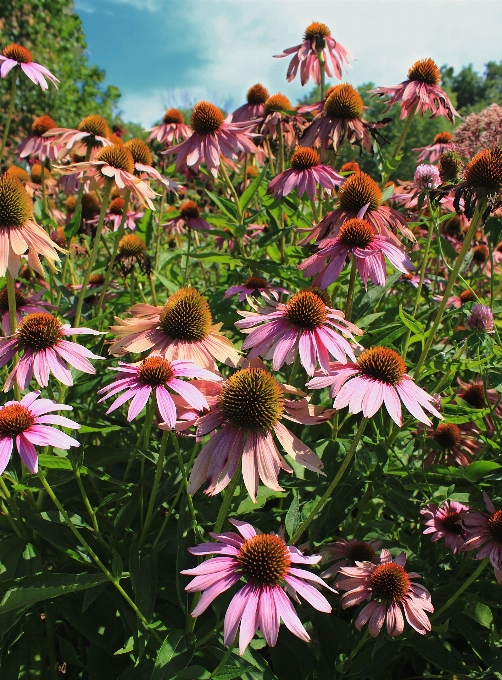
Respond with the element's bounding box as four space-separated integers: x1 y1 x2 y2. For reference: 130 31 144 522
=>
440 61 502 113
0 0 121 159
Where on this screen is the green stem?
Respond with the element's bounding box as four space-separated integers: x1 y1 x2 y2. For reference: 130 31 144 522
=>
310 197 319 223
182 227 192 287
414 198 487 379
209 641 237 678
171 432 197 529
155 189 166 273
37 469 161 638
265 138 275 174
123 399 155 482
6 270 20 401
219 161 243 223
288 351 301 386
139 430 168 549
0 69 18 164
288 418 368 545
213 467 241 534
351 481 373 535
432 557 489 620
381 106 417 187
276 122 285 174
129 269 135 308
318 52 326 100
344 257 357 322
74 177 113 327
70 453 104 544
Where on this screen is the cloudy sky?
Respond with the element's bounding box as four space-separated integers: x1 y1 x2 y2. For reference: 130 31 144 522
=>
75 0 502 127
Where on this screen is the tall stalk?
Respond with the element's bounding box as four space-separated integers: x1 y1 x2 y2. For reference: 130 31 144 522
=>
380 106 417 187
0 70 18 164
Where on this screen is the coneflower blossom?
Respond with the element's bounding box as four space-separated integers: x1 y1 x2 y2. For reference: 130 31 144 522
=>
124 138 179 193
0 391 79 474
413 132 455 164
162 200 212 235
371 58 459 123
307 346 442 426
44 115 113 159
109 287 240 372
104 197 143 232
421 421 481 468
17 115 61 161
235 290 363 376
232 83 269 123
420 500 469 554
0 44 58 90
56 145 157 209
299 218 414 289
0 173 62 277
337 549 433 637
321 538 381 579
267 146 344 200
0 312 101 390
181 519 334 654
164 101 258 177
223 276 289 303
0 287 54 335
98 355 221 428
274 22 352 86
146 108 192 145
298 171 415 245
454 147 502 218
187 367 334 500
260 94 304 148
462 492 502 583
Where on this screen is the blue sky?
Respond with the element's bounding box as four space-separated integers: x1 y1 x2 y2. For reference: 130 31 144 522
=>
75 0 502 127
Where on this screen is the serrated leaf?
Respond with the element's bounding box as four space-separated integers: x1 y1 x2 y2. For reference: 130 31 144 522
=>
285 488 300 540
464 461 501 481
151 629 195 680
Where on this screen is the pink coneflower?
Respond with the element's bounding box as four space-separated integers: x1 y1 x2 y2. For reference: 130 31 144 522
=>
371 58 459 123
164 101 258 177
124 139 179 193
301 84 383 156
0 173 62 278
299 218 414 290
232 83 269 123
306 346 442 426
162 200 212 235
97 355 221 427
399 273 431 289
181 519 334 654
337 549 433 637
213 224 263 253
109 287 240 372
454 147 502 218
420 501 469 554
103 196 143 232
274 22 352 86
223 275 289 303
235 290 363 376
44 115 113 159
146 108 192 145
457 378 502 433
298 171 415 245
0 287 54 336
421 421 482 467
187 367 334 499
56 145 157 209
433 289 477 309
17 115 61 161
267 146 344 201
0 44 58 90
0 391 79 474
462 492 502 583
260 94 305 148
465 304 495 332
321 538 381 579
413 131 455 164
0 312 101 391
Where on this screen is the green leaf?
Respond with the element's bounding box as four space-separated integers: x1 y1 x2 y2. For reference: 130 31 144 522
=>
398 305 424 335
285 488 300 540
413 638 466 674
65 203 82 239
464 601 493 628
137 209 154 246
175 667 210 679
485 215 502 248
464 461 502 481
239 166 267 212
0 572 109 614
206 190 238 221
150 629 195 680
130 545 158 623
381 184 394 202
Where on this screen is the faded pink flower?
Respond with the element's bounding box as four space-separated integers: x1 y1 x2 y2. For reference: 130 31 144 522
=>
232 83 269 123
146 108 192 146
462 492 502 583
371 58 459 123
124 138 180 193
162 200 212 235
420 500 469 554
102 196 143 232
44 114 113 159
0 44 58 90
260 94 306 149
267 146 344 201
0 312 101 391
337 549 433 637
17 115 62 162
0 391 79 474
413 131 454 164
274 22 352 86
164 101 257 177
186 367 335 500
299 217 414 289
0 286 54 336
307 346 442 426
420 420 482 468
235 290 363 376
321 538 381 579
181 519 334 655
432 289 477 309
223 275 289 303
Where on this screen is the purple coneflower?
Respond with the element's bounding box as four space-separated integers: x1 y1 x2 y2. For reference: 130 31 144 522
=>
0 44 58 90
162 200 212 235
0 391 79 474
181 519 334 654
146 108 192 146
421 421 481 468
103 196 143 232
420 500 469 554
124 138 179 193
413 131 455 164
232 83 269 123
260 94 304 148
462 492 502 583
337 549 433 637
321 538 381 579
44 115 113 159
267 146 344 200
223 275 289 303
0 286 54 336
17 115 61 162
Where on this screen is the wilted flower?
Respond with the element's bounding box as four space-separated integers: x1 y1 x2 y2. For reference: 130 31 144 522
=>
0 391 79 474
146 108 192 145
260 93 304 148
420 500 469 554
267 146 344 200
181 519 334 654
0 44 59 90
223 276 289 303
462 492 502 583
454 147 502 217
116 234 151 276
413 131 455 164
438 150 465 184
465 304 495 332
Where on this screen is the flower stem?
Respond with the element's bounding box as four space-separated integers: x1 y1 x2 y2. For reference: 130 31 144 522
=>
6 270 21 400
213 467 241 534
37 469 161 638
344 257 357 322
265 138 275 175
276 122 285 174
139 430 169 549
414 197 487 379
318 51 326 100
182 227 192 287
288 417 369 545
432 557 489 621
209 640 237 678
288 351 301 386
0 476 26 539
171 432 197 530
123 399 155 483
69 452 106 548
381 105 417 187
310 197 320 223
154 189 166 273
74 177 113 327
219 160 243 223
0 69 18 164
